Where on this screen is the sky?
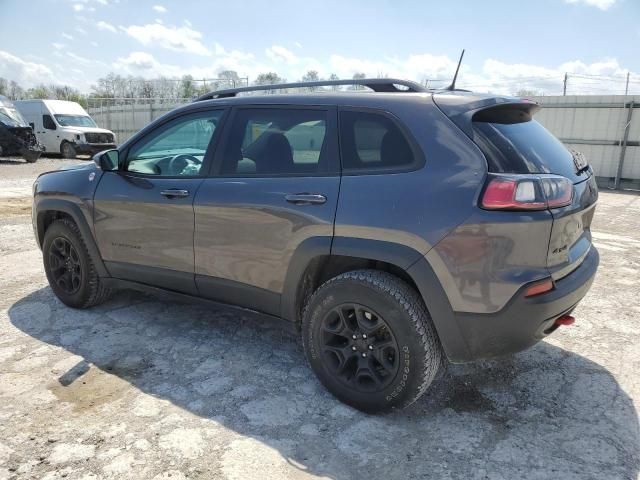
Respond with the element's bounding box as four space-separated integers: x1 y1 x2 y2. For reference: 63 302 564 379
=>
0 0 639 95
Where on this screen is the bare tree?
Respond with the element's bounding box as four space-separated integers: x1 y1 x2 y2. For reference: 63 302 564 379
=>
218 70 241 88
351 72 366 90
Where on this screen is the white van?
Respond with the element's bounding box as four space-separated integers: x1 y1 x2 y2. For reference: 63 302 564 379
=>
14 99 116 158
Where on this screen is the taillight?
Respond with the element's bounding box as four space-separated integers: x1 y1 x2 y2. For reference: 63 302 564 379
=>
481 174 573 211
524 278 554 297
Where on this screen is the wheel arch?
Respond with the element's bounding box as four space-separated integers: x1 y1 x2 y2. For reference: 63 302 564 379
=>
282 236 472 363
36 198 109 278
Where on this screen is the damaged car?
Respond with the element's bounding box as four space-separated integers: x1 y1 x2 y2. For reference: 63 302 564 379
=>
0 95 43 162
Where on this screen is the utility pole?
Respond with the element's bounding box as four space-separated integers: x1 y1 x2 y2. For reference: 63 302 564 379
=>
625 72 630 96
563 73 568 96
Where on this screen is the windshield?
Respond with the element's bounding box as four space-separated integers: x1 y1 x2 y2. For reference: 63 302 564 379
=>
0 106 28 127
54 114 97 128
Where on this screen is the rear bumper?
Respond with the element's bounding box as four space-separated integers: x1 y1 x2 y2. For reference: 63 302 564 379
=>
452 246 599 361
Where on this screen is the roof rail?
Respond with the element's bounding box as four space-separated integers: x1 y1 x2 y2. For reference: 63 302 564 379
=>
194 78 427 101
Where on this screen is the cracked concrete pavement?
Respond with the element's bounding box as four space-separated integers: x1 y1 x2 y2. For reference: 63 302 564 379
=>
0 157 639 479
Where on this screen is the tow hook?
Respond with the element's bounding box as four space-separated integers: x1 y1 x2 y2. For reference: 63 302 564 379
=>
554 314 575 327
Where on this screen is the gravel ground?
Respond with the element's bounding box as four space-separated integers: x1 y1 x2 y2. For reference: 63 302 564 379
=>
0 160 638 479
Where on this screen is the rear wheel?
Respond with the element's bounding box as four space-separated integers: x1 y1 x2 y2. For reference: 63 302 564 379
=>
61 141 77 159
302 270 443 412
43 219 110 308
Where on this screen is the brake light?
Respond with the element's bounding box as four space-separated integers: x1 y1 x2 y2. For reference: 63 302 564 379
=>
481 175 573 211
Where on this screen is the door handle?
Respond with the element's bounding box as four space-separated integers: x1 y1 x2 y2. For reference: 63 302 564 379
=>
285 193 327 205
160 189 189 198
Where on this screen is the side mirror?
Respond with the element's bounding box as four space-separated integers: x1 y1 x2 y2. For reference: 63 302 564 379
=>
93 149 119 171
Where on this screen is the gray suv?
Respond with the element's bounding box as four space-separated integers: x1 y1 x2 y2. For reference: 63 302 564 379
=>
32 79 599 412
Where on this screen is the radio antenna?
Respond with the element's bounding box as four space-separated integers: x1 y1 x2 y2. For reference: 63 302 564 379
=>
445 49 465 91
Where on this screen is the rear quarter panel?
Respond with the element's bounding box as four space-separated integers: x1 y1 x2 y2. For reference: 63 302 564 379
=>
333 97 486 267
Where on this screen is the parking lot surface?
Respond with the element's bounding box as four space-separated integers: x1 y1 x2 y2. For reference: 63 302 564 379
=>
0 158 638 479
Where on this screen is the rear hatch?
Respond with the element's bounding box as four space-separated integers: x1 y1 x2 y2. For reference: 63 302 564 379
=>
434 93 598 280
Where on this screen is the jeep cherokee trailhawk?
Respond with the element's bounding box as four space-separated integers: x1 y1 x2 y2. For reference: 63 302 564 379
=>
32 78 599 412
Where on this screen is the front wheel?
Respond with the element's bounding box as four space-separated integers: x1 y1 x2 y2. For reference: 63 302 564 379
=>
43 219 110 308
61 141 77 159
302 270 443 413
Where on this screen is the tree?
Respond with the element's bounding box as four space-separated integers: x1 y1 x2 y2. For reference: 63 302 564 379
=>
254 73 284 93
26 85 51 99
351 72 366 90
218 70 241 88
179 75 197 99
301 70 320 91
328 73 339 91
0 77 7 96
8 81 24 100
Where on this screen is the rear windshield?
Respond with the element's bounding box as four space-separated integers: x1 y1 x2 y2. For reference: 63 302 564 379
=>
472 114 582 181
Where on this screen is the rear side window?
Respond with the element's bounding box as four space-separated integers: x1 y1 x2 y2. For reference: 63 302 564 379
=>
472 108 581 181
339 110 416 171
221 108 330 176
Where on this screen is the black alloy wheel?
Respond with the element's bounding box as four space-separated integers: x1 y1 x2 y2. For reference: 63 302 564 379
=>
48 236 83 294
320 303 400 392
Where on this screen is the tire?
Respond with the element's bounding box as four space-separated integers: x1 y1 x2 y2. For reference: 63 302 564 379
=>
61 141 77 159
302 269 443 413
43 218 111 309
20 147 40 163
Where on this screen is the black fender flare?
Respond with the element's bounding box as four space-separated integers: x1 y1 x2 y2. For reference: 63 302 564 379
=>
282 236 472 362
35 198 109 278
281 236 333 323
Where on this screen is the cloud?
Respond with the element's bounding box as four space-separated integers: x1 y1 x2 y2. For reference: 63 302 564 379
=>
153 5 167 13
122 23 210 56
75 26 88 35
97 21 117 33
564 0 616 10
114 51 158 70
265 45 297 64
52 43 66 50
0 50 57 87
66 52 92 64
73 3 84 11
62 32 74 40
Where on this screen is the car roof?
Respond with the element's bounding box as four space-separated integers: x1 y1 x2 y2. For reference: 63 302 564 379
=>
174 90 522 116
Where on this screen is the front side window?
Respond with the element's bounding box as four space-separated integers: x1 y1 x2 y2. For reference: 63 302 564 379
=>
221 108 329 175
43 114 56 130
126 110 223 176
339 110 416 171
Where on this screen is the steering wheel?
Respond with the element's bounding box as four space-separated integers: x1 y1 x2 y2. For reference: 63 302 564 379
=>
168 154 202 175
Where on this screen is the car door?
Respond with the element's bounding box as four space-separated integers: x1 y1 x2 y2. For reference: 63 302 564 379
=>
93 108 226 295
41 111 60 153
193 105 340 315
